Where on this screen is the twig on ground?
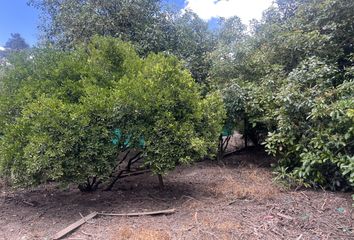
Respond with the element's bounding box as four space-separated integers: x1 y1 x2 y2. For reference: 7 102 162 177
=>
321 198 328 210
22 200 35 207
81 231 93 236
296 234 303 240
300 191 309 199
276 212 294 220
270 228 283 237
185 226 195 231
79 212 95 224
268 205 275 215
180 195 201 202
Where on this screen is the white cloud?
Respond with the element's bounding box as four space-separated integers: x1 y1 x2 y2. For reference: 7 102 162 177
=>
0 47 5 51
184 0 273 23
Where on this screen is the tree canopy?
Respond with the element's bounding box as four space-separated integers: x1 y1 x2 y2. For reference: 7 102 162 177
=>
29 0 216 87
5 33 30 50
0 36 225 188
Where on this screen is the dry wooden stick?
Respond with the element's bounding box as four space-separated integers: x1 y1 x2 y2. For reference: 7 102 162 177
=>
52 212 98 240
99 208 175 217
119 169 150 178
276 212 294 220
321 198 328 210
22 200 35 207
52 209 175 239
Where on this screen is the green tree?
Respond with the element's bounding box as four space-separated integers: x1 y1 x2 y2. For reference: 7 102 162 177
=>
211 0 354 189
29 0 165 54
114 53 225 182
170 11 216 87
0 36 140 188
210 16 249 86
266 58 354 189
0 36 225 189
29 1 215 87
5 33 30 50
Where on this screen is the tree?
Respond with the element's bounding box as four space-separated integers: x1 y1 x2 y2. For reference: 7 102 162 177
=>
217 16 246 46
210 16 249 86
170 11 216 88
114 53 225 184
210 0 354 189
4 33 29 50
0 37 140 188
266 58 354 189
29 0 168 54
29 1 216 88
0 36 225 189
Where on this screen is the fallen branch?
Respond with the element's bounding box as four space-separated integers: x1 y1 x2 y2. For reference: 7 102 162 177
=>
23 200 36 207
321 198 327 210
100 208 175 217
119 169 150 179
52 209 175 239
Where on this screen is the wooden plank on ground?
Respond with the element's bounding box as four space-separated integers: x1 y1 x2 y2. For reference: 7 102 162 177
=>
52 212 98 240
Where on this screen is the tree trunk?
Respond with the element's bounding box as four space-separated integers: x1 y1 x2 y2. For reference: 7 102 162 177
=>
104 171 124 191
217 134 223 161
244 117 248 148
157 174 164 189
78 176 101 192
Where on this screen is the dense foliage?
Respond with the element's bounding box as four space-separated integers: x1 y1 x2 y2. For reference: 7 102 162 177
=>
29 0 216 88
212 0 354 190
0 37 225 187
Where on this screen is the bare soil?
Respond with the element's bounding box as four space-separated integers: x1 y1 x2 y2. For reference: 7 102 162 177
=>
0 148 353 240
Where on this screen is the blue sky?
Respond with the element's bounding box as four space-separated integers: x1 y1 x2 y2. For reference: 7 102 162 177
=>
0 0 39 47
0 0 272 47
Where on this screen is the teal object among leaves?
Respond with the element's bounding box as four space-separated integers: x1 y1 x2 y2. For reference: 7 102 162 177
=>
112 128 122 145
139 136 145 148
222 123 234 136
112 128 145 148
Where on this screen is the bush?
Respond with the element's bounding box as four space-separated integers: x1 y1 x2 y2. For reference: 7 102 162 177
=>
265 58 354 190
0 37 225 188
113 53 225 174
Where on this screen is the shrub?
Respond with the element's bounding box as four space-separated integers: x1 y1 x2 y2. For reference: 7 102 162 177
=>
265 58 354 190
113 53 225 175
0 37 225 188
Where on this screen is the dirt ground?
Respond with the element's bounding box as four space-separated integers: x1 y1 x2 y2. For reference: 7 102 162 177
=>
0 148 353 240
